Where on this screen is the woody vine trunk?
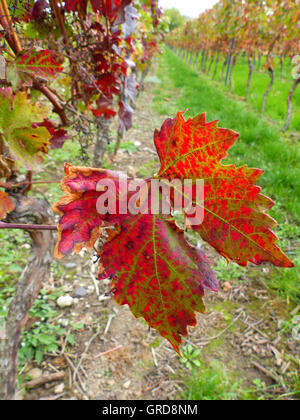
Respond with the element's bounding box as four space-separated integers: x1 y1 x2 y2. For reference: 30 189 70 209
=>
282 77 300 132
0 195 55 400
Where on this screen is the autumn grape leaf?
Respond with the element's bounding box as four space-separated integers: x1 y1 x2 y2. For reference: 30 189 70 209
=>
30 0 48 20
154 112 293 268
0 191 15 220
16 50 63 81
90 0 130 21
53 111 293 354
0 90 51 167
118 101 134 132
92 96 116 119
122 4 138 38
53 164 218 353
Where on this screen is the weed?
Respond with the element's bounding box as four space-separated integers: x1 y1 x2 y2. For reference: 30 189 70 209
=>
18 289 66 365
215 258 247 283
179 360 242 400
267 255 300 305
180 344 201 370
106 141 139 155
0 230 28 286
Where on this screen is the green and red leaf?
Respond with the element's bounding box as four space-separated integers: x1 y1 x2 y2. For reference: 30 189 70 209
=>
0 90 51 167
16 50 63 80
154 111 238 179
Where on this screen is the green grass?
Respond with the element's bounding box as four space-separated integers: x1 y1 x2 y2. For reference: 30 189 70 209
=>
187 52 300 132
232 57 300 131
179 362 242 400
0 229 28 286
180 363 300 400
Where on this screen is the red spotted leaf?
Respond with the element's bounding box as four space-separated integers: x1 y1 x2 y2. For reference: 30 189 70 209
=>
154 112 293 268
155 112 238 179
0 191 15 220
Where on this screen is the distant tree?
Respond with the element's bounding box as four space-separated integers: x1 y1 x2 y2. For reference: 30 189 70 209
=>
164 8 186 31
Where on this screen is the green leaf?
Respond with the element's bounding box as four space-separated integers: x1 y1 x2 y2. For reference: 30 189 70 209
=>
16 50 63 81
0 90 51 167
35 350 44 365
37 334 54 345
66 334 75 346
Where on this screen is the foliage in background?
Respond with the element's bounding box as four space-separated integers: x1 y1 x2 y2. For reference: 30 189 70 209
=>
166 0 300 131
163 7 186 32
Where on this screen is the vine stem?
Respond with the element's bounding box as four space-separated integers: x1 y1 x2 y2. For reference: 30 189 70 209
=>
0 179 60 189
0 221 58 231
0 0 22 54
49 0 69 47
0 2 16 53
0 0 69 127
33 81 69 126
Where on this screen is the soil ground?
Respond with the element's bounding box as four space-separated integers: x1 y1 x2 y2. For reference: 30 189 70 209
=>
21 66 300 401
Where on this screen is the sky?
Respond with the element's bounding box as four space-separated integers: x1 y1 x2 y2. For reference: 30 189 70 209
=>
158 0 219 18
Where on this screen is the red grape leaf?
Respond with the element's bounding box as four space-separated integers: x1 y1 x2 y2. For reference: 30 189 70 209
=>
30 0 48 21
90 0 131 21
64 0 87 13
155 112 238 179
53 110 294 354
16 50 63 81
92 96 116 119
118 101 133 132
0 191 15 220
154 112 293 268
98 212 217 354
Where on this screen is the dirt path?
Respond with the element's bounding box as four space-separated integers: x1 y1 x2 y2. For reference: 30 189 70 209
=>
23 67 300 401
